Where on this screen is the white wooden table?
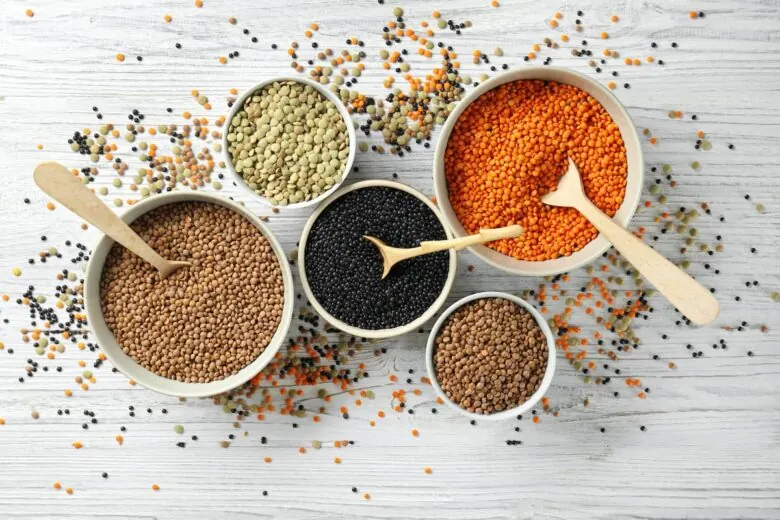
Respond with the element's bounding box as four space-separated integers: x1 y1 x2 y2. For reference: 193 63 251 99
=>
1 1 779 518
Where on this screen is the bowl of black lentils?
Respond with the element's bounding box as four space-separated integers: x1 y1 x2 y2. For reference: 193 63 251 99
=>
84 191 295 397
426 292 556 420
299 180 458 338
223 77 357 208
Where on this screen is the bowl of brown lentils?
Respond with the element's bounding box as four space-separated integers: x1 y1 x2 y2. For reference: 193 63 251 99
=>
426 292 556 420
84 191 295 397
223 77 357 209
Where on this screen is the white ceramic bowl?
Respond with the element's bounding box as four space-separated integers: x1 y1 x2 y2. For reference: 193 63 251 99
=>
298 180 457 339
426 291 556 421
84 191 295 397
223 77 357 210
433 67 644 276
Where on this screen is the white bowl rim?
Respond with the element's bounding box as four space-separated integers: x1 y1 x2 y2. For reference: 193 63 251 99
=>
425 291 557 421
222 76 357 210
84 191 295 397
297 179 457 339
433 66 644 276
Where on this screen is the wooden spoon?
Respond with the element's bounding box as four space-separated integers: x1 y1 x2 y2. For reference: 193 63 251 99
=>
364 225 523 279
542 158 719 325
33 161 191 280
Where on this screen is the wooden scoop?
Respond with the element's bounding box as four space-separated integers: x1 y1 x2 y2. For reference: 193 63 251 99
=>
33 161 191 280
542 157 719 325
364 225 523 279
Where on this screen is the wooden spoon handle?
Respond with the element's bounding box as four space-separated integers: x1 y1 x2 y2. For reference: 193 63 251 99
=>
33 161 169 272
419 225 523 254
576 199 719 325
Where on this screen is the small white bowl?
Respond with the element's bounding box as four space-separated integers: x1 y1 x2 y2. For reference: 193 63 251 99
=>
298 180 457 339
433 67 644 276
426 291 556 421
223 77 357 210
84 191 295 397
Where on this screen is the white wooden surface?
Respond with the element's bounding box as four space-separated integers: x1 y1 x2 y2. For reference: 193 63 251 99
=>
1 1 780 518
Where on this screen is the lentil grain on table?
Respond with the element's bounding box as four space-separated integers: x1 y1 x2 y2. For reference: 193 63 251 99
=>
304 186 449 330
227 80 350 206
100 201 285 383
434 297 548 414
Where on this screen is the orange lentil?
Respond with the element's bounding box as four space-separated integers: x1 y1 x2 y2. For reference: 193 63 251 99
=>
632 58 641 66
554 11 563 19
194 0 203 6
491 0 499 6
66 487 73 495
26 9 34 17
601 32 609 39
299 447 306 454
115 435 123 445
444 80 627 261
219 56 227 64
610 15 619 23
689 11 698 19
532 416 540 423
646 56 655 63
334 457 342 464
561 34 569 42
424 467 432 474
164 14 172 23
264 457 272 463
549 19 559 28
116 53 125 62
364 493 371 500
53 482 61 490
152 484 160 491
411 429 419 437
72 442 83 449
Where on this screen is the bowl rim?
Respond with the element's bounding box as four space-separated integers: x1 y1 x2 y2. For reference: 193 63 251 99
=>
222 76 357 210
84 191 295 397
297 179 458 339
432 66 644 276
425 291 557 421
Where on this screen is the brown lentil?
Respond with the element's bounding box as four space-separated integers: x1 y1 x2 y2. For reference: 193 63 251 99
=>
100 201 285 383
433 298 548 414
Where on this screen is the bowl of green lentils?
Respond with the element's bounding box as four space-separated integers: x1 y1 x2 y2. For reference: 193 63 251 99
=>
223 77 357 208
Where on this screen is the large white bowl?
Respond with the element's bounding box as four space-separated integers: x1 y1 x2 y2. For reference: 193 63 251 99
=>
433 67 644 276
298 180 457 339
223 77 357 210
84 191 295 397
426 291 556 421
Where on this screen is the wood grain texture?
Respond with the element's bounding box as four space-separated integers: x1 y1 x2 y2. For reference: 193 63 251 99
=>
1 0 780 519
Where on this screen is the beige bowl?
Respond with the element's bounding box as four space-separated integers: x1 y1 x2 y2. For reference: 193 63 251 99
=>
222 77 357 210
84 191 295 397
298 180 457 339
426 291 556 421
433 67 644 276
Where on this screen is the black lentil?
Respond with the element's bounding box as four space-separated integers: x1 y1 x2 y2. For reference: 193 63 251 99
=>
304 186 449 330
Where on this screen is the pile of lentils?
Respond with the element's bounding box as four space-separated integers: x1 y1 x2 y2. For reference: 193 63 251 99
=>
304 186 449 330
100 202 285 383
433 297 548 414
226 80 350 206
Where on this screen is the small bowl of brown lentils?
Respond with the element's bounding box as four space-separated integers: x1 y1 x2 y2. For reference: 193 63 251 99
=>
223 77 357 209
299 179 457 339
84 191 295 397
426 292 556 420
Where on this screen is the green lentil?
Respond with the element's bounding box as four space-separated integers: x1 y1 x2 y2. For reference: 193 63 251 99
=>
174 425 184 434
226 80 350 206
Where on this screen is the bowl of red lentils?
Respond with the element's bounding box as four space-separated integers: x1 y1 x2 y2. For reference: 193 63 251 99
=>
84 191 295 397
433 66 644 276
223 77 357 209
426 291 556 420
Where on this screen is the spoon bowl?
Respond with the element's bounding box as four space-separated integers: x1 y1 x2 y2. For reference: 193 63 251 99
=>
33 161 191 280
543 158 719 326
364 225 523 279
